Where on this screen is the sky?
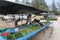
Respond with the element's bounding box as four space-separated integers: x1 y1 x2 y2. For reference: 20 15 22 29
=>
45 0 59 8
6 0 59 8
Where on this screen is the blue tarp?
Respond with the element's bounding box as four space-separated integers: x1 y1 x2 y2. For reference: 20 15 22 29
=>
17 22 52 40
0 36 6 40
0 22 52 40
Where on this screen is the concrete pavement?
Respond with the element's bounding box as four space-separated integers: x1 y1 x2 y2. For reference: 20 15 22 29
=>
30 16 60 40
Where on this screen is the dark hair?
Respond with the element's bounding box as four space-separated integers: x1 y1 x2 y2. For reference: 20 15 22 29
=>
29 14 31 16
18 17 20 21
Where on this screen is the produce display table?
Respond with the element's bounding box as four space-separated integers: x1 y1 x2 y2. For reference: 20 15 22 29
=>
0 22 52 40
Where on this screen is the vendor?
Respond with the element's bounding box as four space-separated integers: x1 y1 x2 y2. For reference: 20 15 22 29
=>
14 17 20 27
27 14 32 25
32 19 44 26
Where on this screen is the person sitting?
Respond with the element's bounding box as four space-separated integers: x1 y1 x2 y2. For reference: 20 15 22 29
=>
32 19 44 26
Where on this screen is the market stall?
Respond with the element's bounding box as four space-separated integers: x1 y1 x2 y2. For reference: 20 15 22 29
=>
0 0 52 40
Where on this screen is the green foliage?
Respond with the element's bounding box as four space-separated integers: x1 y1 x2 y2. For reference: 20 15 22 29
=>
51 0 58 15
42 22 49 24
7 32 23 40
32 0 48 11
6 25 40 40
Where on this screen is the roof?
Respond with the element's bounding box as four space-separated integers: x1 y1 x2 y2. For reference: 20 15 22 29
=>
0 0 48 14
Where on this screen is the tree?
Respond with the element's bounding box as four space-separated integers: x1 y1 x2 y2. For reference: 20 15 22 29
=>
25 0 32 6
32 0 48 11
51 0 58 15
32 0 38 8
57 2 60 15
15 0 25 3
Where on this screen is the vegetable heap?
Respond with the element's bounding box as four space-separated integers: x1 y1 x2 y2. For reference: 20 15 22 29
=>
6 25 40 40
3 22 48 40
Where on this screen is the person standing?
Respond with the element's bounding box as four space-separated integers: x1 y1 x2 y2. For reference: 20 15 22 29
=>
27 14 32 25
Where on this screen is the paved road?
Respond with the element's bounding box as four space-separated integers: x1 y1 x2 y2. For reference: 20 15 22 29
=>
30 16 60 40
48 16 60 40
30 25 53 40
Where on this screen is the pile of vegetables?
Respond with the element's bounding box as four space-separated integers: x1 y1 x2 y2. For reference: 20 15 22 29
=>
42 22 49 25
1 22 48 40
6 25 40 40
7 32 23 40
49 17 57 20
40 18 57 21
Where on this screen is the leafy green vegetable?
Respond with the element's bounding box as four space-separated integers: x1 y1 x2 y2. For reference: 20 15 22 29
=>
6 25 41 40
7 32 23 40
